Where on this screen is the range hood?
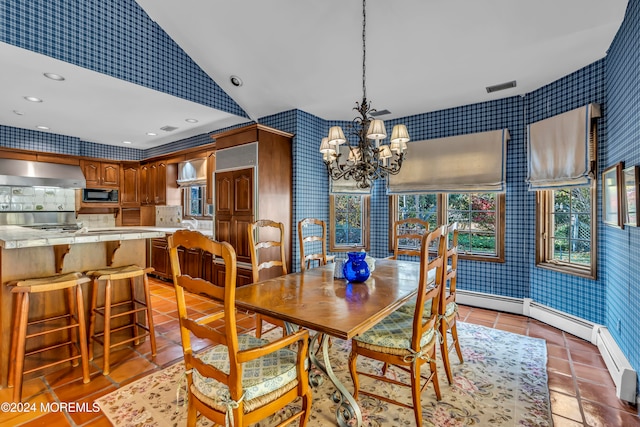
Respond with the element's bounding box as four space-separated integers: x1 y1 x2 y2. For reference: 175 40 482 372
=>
0 158 86 188
177 158 207 186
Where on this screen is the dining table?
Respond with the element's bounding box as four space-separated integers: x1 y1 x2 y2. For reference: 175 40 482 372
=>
234 258 422 427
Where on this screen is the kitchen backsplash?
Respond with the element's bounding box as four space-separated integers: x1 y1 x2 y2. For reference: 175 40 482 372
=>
156 205 182 227
76 213 116 228
0 186 75 211
155 205 213 231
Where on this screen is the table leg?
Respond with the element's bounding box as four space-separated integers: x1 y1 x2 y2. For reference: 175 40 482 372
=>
308 332 363 427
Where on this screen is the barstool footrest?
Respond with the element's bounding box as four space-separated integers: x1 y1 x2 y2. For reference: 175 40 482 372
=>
25 338 80 357
26 318 80 339
23 350 84 375
93 331 151 349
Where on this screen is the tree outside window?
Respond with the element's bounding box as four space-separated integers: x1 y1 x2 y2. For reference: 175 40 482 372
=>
392 192 505 262
536 185 596 279
330 194 370 251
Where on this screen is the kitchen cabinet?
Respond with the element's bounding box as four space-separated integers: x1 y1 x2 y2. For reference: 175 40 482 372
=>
150 236 206 281
212 124 293 276
80 159 120 188
213 263 253 287
140 159 180 206
120 162 141 206
150 237 171 279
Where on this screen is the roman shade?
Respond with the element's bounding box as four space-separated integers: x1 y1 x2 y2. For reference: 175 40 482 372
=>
387 129 509 194
527 103 600 190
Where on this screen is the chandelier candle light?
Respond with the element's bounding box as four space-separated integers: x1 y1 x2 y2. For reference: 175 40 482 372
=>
320 0 409 189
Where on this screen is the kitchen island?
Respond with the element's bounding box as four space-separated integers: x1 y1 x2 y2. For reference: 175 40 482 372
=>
0 225 167 387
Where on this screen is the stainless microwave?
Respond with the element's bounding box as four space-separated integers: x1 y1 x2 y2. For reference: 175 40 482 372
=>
82 188 119 203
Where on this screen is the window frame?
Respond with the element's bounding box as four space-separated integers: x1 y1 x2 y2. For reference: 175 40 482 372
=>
389 193 506 262
329 194 370 252
535 183 597 279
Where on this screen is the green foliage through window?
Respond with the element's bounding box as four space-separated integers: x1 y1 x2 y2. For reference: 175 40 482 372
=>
334 195 363 246
184 185 206 217
550 188 591 265
395 192 501 258
447 193 497 254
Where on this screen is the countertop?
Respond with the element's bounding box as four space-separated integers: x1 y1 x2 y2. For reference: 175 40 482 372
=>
0 225 213 249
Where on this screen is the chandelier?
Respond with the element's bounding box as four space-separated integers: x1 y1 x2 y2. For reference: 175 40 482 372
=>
320 0 409 189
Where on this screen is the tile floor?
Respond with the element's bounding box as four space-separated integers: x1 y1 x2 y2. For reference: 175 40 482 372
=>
0 277 638 426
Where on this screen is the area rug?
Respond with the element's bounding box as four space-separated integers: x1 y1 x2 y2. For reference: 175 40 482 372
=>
97 322 552 427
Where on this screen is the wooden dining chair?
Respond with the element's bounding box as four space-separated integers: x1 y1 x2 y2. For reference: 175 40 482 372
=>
248 219 288 338
439 222 463 384
298 218 332 271
168 229 312 427
348 225 447 427
390 218 429 259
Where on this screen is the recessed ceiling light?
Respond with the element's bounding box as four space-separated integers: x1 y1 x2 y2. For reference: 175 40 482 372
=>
185 118 198 123
24 96 43 103
122 141 132 144
146 132 157 136
13 110 24 116
43 72 65 81
230 75 243 87
36 125 49 130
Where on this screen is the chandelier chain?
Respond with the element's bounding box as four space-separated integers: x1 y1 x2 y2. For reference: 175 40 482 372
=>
362 0 367 101
320 0 408 189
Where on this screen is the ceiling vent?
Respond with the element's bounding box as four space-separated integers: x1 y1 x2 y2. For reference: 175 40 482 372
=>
486 80 517 93
160 125 178 132
370 109 391 117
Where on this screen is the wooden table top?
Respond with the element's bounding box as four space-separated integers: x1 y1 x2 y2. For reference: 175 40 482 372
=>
234 258 421 340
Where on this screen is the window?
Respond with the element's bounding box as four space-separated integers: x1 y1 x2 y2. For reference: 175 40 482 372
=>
391 193 505 262
536 184 596 278
330 194 370 251
183 185 208 218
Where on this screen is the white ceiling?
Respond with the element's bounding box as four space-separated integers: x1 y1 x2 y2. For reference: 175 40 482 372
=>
0 0 629 150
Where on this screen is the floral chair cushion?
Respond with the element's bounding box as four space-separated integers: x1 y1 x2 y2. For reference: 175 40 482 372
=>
191 334 299 403
354 310 436 350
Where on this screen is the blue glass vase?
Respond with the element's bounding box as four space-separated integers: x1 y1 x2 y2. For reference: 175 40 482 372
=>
343 252 370 282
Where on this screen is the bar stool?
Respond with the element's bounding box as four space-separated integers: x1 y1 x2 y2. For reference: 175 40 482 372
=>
85 265 156 375
7 272 91 402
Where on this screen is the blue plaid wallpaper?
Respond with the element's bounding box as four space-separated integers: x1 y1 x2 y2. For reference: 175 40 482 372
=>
527 60 607 323
604 0 640 395
1 0 248 119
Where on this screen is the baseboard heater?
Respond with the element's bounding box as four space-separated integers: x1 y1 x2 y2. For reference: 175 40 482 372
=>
456 290 637 403
594 326 637 403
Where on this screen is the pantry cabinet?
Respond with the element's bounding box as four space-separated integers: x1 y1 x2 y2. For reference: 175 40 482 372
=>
212 124 293 278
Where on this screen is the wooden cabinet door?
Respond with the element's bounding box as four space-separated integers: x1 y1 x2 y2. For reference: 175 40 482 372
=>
215 264 253 287
234 215 253 264
154 161 168 205
233 168 253 215
101 162 120 187
184 248 202 278
215 216 232 245
215 171 233 216
80 160 101 187
140 163 151 205
150 238 170 279
201 251 215 283
120 163 140 206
